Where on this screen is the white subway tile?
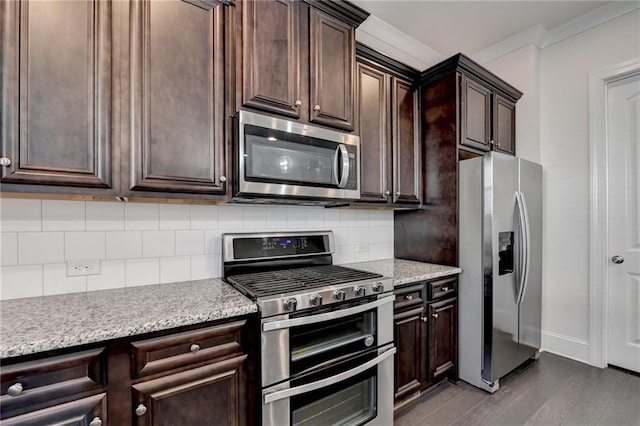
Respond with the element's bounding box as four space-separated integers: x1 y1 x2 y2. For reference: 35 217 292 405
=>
190 205 218 230
42 200 85 231
87 260 126 291
218 205 244 231
159 204 190 230
176 230 204 256
43 263 87 295
18 232 64 265
1 233 18 266
204 230 223 254
306 208 324 229
324 209 342 229
368 210 392 227
0 199 41 232
265 206 288 230
369 243 393 260
287 207 307 230
65 232 106 260
339 209 356 228
0 265 43 300
191 255 220 280
335 245 356 264
142 231 175 258
160 256 191 283
347 227 362 247
125 203 159 230
332 228 349 247
125 258 160 287
86 201 124 231
243 206 266 229
106 231 142 260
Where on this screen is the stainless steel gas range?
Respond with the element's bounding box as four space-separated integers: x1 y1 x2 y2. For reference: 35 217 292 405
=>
222 231 395 426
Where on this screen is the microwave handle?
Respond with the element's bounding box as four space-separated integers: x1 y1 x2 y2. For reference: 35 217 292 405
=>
333 144 350 188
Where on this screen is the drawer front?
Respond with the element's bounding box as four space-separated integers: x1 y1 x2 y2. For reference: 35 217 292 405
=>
428 277 457 300
0 348 106 419
131 320 246 378
394 283 425 311
0 392 107 425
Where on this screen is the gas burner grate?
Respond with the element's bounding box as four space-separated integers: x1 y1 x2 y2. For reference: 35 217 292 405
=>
227 265 382 298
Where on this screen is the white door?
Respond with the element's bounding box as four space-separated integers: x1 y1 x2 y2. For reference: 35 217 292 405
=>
607 72 640 373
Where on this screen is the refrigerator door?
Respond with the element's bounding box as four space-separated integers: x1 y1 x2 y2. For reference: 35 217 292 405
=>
517 158 543 363
482 153 521 384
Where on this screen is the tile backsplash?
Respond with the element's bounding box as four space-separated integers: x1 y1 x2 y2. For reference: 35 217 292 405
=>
0 199 394 300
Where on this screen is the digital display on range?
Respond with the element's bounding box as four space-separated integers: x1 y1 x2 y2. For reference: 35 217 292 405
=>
233 235 328 259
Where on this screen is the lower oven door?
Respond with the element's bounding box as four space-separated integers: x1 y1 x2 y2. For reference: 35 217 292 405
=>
261 294 394 387
262 344 395 426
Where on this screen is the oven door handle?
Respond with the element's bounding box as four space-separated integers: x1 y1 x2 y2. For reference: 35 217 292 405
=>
262 294 395 332
263 346 396 404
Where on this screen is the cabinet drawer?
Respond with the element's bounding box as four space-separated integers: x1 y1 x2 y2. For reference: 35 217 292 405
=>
0 348 106 419
427 277 457 300
394 284 425 311
0 393 106 426
131 320 245 378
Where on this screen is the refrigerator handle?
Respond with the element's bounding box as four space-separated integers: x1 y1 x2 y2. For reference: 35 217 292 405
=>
516 191 531 305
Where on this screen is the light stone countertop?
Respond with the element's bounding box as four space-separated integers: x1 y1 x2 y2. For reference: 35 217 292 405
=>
0 279 257 359
345 258 461 286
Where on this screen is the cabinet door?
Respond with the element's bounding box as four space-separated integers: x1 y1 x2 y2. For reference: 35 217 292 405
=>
132 355 247 426
392 77 421 204
240 0 300 118
428 297 457 382
355 62 390 203
460 75 491 151
494 95 516 155
309 7 354 131
0 393 106 426
126 0 227 195
393 306 426 403
1 0 113 189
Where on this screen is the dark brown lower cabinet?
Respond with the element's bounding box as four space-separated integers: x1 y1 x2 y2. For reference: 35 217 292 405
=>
0 318 253 426
393 277 458 407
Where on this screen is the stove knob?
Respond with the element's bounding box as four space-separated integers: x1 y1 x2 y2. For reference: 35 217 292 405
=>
333 290 347 301
372 282 384 293
353 285 365 296
284 298 297 312
310 294 323 306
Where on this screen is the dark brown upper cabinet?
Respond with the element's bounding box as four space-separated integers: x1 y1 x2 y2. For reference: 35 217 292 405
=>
460 75 492 152
493 94 516 155
237 0 368 131
355 44 420 206
122 0 230 198
0 0 116 193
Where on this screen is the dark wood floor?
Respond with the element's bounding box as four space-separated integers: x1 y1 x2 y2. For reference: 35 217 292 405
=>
394 352 640 426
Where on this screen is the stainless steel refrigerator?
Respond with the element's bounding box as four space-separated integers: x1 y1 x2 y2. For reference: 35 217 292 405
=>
458 152 542 393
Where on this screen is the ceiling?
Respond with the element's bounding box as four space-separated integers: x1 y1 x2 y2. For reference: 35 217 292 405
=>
351 1 612 57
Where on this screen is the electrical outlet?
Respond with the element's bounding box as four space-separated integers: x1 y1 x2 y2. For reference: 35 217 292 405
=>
356 242 369 253
67 259 101 277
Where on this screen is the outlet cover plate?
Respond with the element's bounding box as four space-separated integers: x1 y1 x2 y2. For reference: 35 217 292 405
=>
67 259 101 277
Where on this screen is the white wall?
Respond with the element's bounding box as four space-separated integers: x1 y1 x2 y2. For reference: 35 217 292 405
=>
537 9 640 362
0 199 393 300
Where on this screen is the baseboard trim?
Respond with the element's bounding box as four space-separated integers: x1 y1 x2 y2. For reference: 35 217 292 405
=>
542 330 590 364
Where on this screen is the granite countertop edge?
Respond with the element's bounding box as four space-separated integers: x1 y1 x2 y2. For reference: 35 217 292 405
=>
344 258 462 286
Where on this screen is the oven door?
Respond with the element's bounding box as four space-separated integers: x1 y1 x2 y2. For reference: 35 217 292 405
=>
262 344 395 426
261 294 394 387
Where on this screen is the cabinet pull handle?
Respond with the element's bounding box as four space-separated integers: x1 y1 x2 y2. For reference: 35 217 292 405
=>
295 99 302 107
432 313 439 319
441 286 449 292
384 190 390 196
0 157 11 167
135 404 147 416
7 383 23 396
421 316 428 323
190 343 200 353
396 192 401 196
313 104 321 112
405 295 413 301
219 175 227 183
89 417 103 426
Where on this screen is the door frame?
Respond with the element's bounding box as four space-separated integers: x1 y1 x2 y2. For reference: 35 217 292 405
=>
588 58 640 368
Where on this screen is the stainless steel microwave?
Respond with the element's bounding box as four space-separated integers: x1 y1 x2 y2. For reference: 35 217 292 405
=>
234 110 360 204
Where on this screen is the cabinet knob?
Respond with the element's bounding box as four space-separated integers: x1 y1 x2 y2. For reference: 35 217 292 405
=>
89 417 103 426
420 316 428 323
497 142 501 147
313 104 321 112
135 404 147 416
7 382 23 396
432 313 439 319
0 157 11 167
295 99 302 107
405 295 413 301
441 286 449 292
396 192 401 196
219 175 227 183
189 343 200 353
384 190 390 196
611 255 624 264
